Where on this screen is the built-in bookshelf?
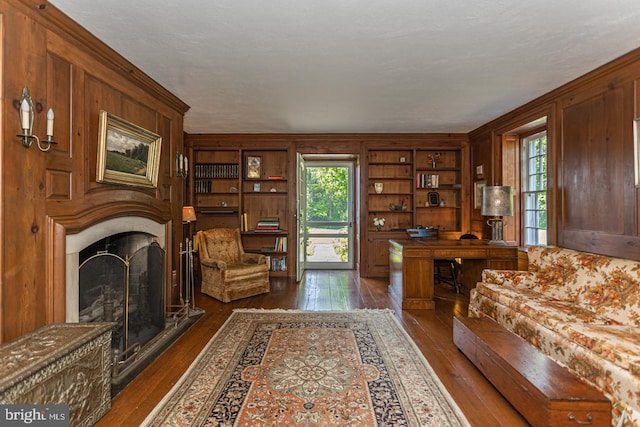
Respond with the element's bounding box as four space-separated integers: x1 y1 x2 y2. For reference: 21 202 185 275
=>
364 146 464 277
191 147 290 276
414 150 462 232
241 150 289 275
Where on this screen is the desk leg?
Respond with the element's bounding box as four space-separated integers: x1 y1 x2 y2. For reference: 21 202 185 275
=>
402 255 435 309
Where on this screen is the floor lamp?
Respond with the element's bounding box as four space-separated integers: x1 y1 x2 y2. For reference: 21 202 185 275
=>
181 206 197 313
481 186 513 245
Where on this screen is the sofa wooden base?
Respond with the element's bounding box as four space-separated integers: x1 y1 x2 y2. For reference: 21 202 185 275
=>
453 316 611 427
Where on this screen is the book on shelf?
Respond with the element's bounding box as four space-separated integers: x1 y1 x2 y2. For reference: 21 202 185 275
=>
255 217 281 231
276 236 287 252
416 173 439 188
242 212 249 232
194 163 238 179
260 238 287 252
265 255 287 271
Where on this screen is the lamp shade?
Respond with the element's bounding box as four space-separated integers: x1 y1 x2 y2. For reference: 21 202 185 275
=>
481 186 513 217
182 206 197 222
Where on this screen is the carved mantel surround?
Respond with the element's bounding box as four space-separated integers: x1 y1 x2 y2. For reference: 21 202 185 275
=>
48 202 174 324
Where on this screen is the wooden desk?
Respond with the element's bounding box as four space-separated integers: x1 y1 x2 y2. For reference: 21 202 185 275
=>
389 239 518 309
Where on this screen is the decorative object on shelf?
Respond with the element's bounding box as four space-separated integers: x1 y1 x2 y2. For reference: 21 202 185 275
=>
476 164 484 179
246 155 262 179
474 180 486 210
253 183 261 192
270 187 277 192
15 86 57 151
427 152 440 168
439 199 446 207
389 203 407 211
481 186 514 245
399 156 406 163
96 110 162 188
373 217 386 231
374 182 384 193
428 192 440 206
176 151 189 177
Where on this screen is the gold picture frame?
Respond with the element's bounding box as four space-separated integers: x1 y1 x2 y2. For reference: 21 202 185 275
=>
246 155 262 179
96 111 162 188
474 180 486 210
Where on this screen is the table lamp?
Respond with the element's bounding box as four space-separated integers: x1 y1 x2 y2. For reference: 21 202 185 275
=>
481 186 513 245
182 206 196 223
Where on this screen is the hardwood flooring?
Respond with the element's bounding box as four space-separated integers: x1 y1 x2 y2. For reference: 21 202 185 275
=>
96 271 527 426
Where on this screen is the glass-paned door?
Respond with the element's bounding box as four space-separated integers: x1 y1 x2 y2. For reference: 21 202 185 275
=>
303 161 354 269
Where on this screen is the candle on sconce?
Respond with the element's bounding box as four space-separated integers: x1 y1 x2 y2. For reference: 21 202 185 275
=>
46 108 54 138
20 99 30 132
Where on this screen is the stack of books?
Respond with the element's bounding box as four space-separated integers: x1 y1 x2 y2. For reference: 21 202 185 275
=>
255 217 281 232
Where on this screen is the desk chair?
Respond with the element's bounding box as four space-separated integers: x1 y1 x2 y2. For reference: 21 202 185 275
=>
434 233 479 293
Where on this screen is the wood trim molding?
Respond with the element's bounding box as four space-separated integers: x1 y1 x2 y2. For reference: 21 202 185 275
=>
8 0 190 114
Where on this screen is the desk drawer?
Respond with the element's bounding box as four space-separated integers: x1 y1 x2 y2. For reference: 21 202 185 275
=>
488 248 518 257
433 248 487 258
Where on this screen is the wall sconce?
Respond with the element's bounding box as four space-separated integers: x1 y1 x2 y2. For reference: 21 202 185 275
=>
176 151 189 178
481 186 514 245
16 86 57 152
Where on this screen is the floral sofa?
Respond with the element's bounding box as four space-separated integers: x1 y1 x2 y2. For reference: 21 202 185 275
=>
469 246 640 427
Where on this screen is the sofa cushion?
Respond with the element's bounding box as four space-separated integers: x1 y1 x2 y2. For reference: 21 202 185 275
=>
559 323 640 374
475 283 608 330
524 246 590 302
576 256 640 327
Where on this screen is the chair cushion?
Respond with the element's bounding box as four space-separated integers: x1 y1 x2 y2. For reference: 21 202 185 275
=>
201 228 241 264
221 262 269 282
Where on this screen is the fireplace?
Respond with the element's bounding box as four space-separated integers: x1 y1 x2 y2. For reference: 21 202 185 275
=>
65 216 199 394
78 232 165 361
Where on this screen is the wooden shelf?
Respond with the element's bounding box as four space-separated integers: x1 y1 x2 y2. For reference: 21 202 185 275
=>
364 147 464 277
189 147 291 277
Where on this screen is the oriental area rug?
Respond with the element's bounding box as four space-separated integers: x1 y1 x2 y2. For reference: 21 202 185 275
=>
142 309 470 426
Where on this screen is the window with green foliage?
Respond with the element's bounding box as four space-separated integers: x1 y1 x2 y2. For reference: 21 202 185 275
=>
306 167 348 222
522 131 547 245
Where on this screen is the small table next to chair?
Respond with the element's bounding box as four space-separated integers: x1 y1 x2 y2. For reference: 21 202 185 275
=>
389 239 518 309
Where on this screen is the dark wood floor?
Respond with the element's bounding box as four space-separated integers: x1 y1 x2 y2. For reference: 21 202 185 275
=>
97 271 527 426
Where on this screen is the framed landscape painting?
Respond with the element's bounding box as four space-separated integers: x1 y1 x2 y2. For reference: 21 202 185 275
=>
96 111 162 188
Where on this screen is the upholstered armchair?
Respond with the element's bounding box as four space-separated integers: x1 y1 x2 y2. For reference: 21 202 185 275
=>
196 228 270 302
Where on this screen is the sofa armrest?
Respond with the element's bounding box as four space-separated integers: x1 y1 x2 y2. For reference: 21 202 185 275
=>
481 269 537 288
200 257 227 270
242 253 267 265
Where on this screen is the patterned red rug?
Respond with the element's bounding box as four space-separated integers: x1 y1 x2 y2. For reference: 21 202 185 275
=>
142 309 469 426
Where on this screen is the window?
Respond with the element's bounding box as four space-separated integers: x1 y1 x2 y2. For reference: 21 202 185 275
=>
522 131 547 245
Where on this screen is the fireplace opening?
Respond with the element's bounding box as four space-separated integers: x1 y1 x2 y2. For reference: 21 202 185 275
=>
79 232 165 361
67 217 204 396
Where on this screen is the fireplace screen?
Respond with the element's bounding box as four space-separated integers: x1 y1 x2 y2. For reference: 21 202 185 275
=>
79 232 165 358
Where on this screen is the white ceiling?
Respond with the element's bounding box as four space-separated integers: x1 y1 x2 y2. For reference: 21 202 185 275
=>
49 0 640 134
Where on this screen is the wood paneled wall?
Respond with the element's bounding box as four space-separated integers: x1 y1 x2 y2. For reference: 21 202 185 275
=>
0 0 189 342
469 47 640 260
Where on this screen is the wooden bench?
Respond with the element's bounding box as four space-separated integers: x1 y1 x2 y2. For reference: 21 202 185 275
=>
453 316 611 427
